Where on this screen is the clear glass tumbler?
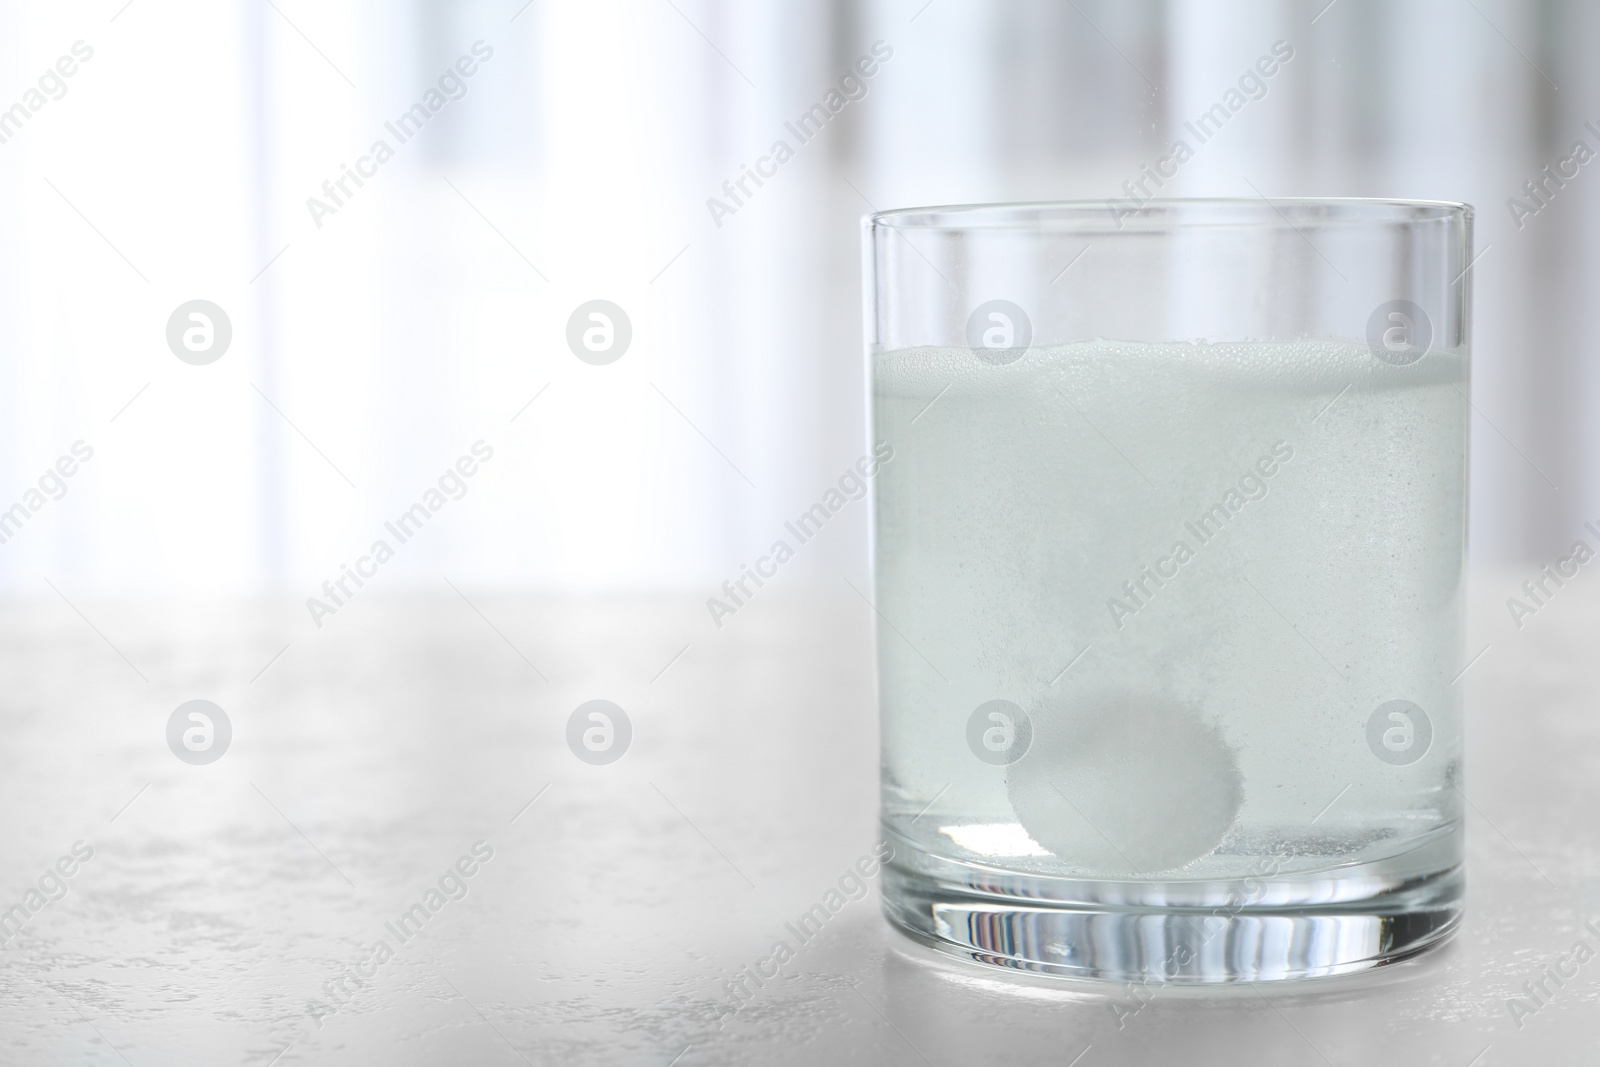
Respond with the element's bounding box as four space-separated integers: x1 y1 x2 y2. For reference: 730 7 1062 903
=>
864 199 1471 982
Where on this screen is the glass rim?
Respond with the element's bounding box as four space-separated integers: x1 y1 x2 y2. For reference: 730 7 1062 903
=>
866 197 1473 233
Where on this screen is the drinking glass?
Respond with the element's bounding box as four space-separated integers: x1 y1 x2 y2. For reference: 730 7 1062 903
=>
863 198 1471 982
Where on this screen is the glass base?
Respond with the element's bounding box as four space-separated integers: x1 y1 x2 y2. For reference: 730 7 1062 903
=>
881 825 1462 984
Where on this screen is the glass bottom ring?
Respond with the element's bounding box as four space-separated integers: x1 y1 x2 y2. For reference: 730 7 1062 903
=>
881 829 1462 984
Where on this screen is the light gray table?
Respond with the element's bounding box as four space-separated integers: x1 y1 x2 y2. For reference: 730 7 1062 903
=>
0 583 1594 1065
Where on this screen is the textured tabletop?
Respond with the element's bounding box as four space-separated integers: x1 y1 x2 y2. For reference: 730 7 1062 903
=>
0 581 1595 1065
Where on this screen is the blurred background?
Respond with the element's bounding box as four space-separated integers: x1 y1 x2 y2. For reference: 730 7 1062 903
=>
0 0 1592 599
